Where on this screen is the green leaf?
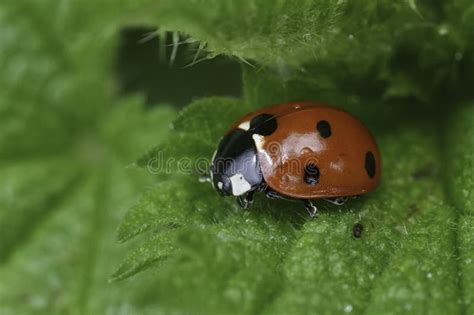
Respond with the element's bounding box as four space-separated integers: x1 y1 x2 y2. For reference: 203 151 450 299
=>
0 1 177 314
117 177 224 243
0 159 80 262
137 97 251 171
120 100 470 314
115 2 474 312
147 0 474 75
459 214 474 314
445 103 474 314
445 103 474 213
146 0 344 65
262 127 459 315
117 177 298 314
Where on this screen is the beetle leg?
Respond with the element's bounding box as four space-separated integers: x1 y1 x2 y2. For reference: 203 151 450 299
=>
304 200 318 218
261 185 285 200
324 196 348 206
245 190 255 208
237 196 246 208
237 190 255 209
265 190 281 200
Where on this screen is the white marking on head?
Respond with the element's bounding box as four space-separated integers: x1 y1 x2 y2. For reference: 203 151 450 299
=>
217 181 223 190
229 173 251 196
238 121 250 131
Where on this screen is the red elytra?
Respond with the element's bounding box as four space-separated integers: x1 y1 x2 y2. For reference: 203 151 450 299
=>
232 101 381 198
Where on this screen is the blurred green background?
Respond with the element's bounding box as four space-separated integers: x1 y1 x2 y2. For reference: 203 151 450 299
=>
0 1 473 315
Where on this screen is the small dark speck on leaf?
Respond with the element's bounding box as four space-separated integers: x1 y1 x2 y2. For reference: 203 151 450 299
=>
352 223 363 238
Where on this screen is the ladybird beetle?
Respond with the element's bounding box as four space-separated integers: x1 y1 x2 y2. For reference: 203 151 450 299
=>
204 101 381 217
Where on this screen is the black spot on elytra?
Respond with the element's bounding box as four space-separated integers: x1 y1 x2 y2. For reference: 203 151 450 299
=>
353 223 363 238
365 151 376 178
316 120 331 138
304 163 320 185
250 113 277 136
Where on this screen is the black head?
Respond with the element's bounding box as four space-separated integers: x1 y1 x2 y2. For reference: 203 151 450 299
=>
210 129 263 196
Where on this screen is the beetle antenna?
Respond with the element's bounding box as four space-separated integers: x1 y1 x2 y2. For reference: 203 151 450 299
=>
198 175 212 183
